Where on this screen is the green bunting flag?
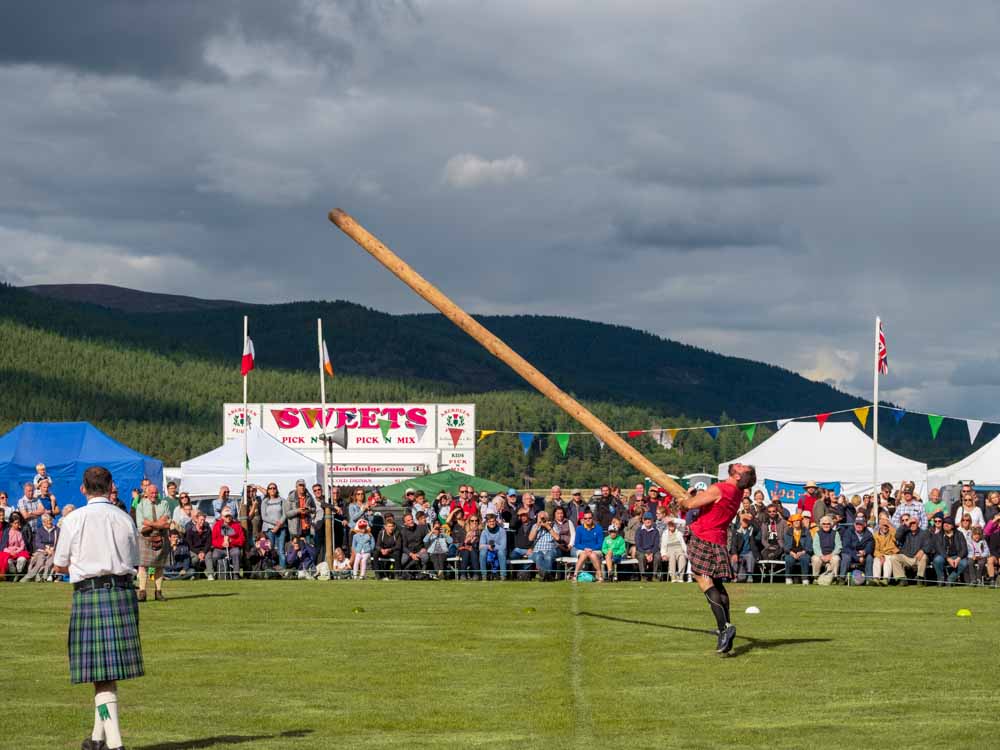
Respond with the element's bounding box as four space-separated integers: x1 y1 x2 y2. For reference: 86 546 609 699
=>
741 424 757 443
555 433 570 456
378 418 392 443
928 414 944 439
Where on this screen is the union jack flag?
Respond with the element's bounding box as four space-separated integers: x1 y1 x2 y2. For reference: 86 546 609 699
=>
877 320 888 375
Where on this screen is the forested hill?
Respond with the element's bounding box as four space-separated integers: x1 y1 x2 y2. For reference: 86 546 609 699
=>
14 283 860 422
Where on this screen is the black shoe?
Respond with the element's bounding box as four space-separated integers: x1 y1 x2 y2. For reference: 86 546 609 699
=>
717 625 736 654
81 739 108 750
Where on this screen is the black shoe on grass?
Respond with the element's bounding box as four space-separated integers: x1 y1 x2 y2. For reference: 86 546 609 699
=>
717 625 736 654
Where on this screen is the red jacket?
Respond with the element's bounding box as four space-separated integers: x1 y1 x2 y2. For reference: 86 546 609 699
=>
211 519 246 550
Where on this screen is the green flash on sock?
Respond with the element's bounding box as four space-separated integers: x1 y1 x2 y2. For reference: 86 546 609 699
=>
98 703 111 721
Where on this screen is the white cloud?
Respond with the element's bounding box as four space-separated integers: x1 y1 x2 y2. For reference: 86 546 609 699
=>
443 153 528 188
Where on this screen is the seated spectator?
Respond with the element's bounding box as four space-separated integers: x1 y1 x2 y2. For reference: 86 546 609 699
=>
659 518 687 582
895 517 930 585
479 513 508 580
783 514 813 584
352 519 375 580
634 512 661 580
251 533 277 574
58 504 75 525
423 520 452 579
0 512 30 579
374 517 403 579
551 507 575 559
331 547 351 579
454 515 480 580
839 512 874 581
21 512 58 582
954 490 985 528
17 482 45 531
968 526 988 585
624 507 643 556
185 510 214 578
172 493 194 531
728 512 759 583
212 485 240 521
527 511 557 578
872 514 899 585
211 507 245 578
758 504 787 561
810 515 842 583
931 516 967 586
164 528 192 579
572 510 605 581
601 524 626 580
286 536 316 576
400 513 429 579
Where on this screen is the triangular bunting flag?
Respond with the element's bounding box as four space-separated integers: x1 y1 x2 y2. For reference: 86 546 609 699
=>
555 433 570 456
627 430 643 439
412 423 428 441
816 413 831 430
967 419 984 445
776 419 792 430
892 408 906 424
853 407 870 429
928 414 944 439
518 432 535 454
741 424 757 443
656 430 673 449
704 426 719 440
447 428 464 448
595 436 605 450
667 428 679 444
477 429 496 443
378 418 393 443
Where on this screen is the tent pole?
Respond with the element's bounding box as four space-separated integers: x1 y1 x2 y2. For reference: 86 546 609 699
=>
872 315 880 522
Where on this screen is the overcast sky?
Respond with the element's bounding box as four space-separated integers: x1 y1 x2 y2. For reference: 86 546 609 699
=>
3 1 1000 419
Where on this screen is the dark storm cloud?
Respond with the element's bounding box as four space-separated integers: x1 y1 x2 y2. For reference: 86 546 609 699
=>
612 212 791 252
619 159 828 191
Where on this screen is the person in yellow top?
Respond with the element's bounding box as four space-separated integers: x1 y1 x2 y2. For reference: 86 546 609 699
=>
872 513 900 585
602 524 627 580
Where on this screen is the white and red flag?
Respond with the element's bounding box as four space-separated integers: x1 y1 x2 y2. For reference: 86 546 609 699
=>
877 320 888 375
241 337 256 376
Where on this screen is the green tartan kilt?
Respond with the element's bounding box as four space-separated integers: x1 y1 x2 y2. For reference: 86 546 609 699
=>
68 585 144 684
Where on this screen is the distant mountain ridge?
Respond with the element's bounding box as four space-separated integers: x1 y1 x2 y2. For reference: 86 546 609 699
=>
26 284 240 313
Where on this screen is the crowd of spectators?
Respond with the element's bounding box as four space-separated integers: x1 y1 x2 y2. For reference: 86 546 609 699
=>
3 470 1000 588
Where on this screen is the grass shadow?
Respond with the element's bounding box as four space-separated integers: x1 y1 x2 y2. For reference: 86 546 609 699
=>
577 611 832 656
137 728 312 749
162 592 240 602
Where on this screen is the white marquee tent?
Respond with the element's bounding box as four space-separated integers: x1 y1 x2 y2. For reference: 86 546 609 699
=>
718 422 928 497
928 433 1000 488
179 427 323 498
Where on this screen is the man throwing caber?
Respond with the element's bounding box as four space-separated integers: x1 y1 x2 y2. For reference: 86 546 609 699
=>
679 462 757 656
53 466 143 750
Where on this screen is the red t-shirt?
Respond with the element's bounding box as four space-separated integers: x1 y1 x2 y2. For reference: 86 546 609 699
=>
797 494 818 516
689 482 741 546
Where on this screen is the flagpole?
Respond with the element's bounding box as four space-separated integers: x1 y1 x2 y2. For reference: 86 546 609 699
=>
318 318 333 568
872 315 880 521
242 314 249 508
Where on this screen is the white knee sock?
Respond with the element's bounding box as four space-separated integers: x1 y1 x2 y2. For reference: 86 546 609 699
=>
95 689 122 748
91 704 105 742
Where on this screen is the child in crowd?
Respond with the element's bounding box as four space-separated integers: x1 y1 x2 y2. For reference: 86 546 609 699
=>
602 524 626 580
253 533 275 574
331 547 351 579
969 526 989 584
424 521 453 579
351 520 374 579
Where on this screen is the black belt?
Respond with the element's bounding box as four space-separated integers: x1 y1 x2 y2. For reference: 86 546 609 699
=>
73 574 134 592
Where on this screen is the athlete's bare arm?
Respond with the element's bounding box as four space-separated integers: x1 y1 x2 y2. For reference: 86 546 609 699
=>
679 485 722 511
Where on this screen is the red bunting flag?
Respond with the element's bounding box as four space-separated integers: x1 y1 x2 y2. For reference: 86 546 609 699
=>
627 430 643 439
816 413 831 430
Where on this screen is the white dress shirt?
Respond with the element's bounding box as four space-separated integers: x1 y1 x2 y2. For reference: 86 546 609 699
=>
53 497 139 583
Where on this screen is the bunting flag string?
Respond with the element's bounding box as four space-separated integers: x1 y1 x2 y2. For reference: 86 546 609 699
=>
928 414 944 439
967 419 983 445
853 406 870 429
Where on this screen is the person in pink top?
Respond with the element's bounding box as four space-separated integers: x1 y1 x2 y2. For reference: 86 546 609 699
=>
679 462 757 656
0 512 30 578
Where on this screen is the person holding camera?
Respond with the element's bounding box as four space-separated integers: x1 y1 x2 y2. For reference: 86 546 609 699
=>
424 520 453 579
211 506 246 578
282 480 316 553
479 512 508 580
527 511 558 578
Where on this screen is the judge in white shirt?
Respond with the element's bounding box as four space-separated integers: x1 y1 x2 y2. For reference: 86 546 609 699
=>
52 466 143 750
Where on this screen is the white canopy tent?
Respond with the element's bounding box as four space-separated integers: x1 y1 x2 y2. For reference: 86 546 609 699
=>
718 422 927 498
179 427 323 498
928 434 1000 488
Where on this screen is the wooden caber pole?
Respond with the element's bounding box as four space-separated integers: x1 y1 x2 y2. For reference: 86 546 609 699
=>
328 209 690 501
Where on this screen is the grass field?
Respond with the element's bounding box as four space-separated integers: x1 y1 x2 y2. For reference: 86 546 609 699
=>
2 580 997 750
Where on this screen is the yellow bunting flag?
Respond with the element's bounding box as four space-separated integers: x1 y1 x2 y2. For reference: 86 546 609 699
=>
667 428 679 444
853 407 870 429
477 430 496 442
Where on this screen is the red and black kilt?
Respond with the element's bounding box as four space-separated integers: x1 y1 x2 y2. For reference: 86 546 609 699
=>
688 533 733 580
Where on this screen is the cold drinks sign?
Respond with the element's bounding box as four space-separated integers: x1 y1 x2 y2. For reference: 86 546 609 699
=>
223 403 476 482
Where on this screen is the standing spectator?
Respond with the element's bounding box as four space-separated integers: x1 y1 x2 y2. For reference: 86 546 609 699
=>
21 512 58 582
410 490 433 524
987 516 1000 582
796 481 823 520
875 482 894 517
462 489 481 519
184 511 213 578
659 518 687 582
107 487 127 512
895 517 930 584
260 483 287 568
728 512 760 582
242 484 263 542
510 507 534 562
310 483 327 564
923 487 948 519
134 484 170 602
211 485 239 521
810 516 842 583
479 513 508 580
374 517 402 579
0 491 13 521
34 479 60 527
783 514 813 584
891 482 927 530
984 491 1000 524
32 462 50 489
544 485 564 517
839 513 875 580
954 490 985 528
0 512 30 579
163 481 181 516
283 481 316 549
400 513 429 578
634 512 661 580
423 521 452 579
872 515 900 584
931 517 968 586
351 519 375 579
17 482 45 530
527 511 557 578
171 493 194 532
572 510 605 581
211 507 245 578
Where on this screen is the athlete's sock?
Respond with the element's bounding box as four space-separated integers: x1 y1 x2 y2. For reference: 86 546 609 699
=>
95 688 122 748
703 587 728 632
715 581 732 626
91 703 106 742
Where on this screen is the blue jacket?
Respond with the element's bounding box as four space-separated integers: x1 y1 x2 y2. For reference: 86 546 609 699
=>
287 543 316 570
479 524 507 552
574 523 604 551
841 527 874 558
783 529 813 555
351 532 374 555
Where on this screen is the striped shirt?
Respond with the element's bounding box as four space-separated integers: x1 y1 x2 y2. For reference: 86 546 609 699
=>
531 526 556 555
892 500 928 530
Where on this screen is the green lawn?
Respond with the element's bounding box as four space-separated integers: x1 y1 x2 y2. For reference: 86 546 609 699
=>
2 580 997 750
